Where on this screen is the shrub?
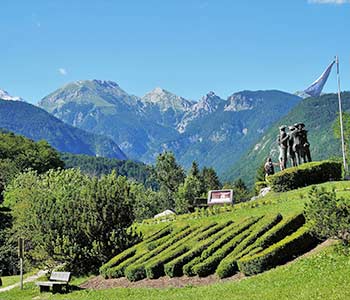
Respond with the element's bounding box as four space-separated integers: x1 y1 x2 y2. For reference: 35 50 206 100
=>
215 214 282 278
237 225 319 276
268 160 342 192
255 181 268 195
305 186 350 244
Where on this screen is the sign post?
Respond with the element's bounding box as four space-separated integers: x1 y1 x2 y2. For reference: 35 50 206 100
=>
18 238 24 290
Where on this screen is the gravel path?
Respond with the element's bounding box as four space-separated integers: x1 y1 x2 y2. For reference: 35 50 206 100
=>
0 270 47 292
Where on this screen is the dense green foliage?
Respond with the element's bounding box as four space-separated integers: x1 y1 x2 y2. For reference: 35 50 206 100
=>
305 186 350 244
0 131 65 275
333 112 350 165
267 160 342 192
61 153 156 188
4 169 140 274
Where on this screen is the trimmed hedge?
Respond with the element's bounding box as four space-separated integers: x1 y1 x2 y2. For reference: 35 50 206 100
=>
105 225 192 278
268 160 342 192
145 246 189 279
99 248 136 278
191 218 263 277
164 221 233 277
183 218 259 276
144 225 173 243
237 225 319 276
215 214 282 278
124 223 216 281
236 213 305 260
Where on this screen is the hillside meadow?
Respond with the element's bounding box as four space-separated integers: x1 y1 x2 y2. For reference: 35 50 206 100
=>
1 180 350 300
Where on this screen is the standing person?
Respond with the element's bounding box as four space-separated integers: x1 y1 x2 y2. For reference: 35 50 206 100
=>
264 157 275 179
277 125 289 170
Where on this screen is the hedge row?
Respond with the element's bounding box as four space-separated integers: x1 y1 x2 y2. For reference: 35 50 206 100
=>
268 160 342 192
235 213 305 260
124 223 216 281
100 248 136 278
191 218 264 277
237 225 319 276
183 217 259 276
104 225 192 278
144 225 173 243
215 214 282 278
164 221 234 277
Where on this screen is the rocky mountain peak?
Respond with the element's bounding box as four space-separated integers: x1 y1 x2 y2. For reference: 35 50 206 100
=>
142 87 193 112
224 91 261 112
0 88 24 102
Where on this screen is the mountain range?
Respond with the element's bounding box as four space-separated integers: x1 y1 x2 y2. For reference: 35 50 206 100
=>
38 80 302 178
0 94 127 160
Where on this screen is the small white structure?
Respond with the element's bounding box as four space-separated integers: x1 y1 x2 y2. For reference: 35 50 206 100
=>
154 209 176 219
207 190 233 205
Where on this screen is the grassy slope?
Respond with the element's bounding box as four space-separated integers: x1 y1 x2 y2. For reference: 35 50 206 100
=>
2 181 350 299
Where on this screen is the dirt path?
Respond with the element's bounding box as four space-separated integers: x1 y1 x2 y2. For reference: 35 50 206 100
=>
0 270 47 293
80 273 245 290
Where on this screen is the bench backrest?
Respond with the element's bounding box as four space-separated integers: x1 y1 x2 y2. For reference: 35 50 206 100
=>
49 272 71 282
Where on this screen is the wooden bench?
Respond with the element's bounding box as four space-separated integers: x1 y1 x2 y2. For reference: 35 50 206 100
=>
36 271 71 293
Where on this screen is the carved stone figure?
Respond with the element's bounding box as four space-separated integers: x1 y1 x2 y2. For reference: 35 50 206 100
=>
277 125 289 170
290 123 304 166
299 123 312 163
288 126 298 167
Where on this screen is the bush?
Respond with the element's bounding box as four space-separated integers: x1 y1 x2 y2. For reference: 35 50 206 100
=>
237 225 319 276
305 186 350 244
268 160 342 192
254 181 268 195
215 214 282 278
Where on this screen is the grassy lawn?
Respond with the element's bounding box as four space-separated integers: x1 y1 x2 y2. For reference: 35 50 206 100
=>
1 244 349 300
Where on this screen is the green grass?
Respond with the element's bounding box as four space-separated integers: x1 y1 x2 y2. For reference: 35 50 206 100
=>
1 244 350 300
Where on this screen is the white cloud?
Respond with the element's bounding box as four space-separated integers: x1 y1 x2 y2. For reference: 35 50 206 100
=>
308 0 350 4
58 68 67 76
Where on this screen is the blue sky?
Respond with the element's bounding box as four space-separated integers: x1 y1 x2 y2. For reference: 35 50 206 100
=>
1 0 350 103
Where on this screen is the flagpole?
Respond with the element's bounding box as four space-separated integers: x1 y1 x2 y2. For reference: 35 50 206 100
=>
335 55 348 175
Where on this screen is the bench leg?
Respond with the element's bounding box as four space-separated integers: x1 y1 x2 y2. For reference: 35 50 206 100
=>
39 285 50 293
52 284 63 294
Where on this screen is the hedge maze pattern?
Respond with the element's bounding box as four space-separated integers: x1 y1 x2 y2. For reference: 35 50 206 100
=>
100 213 319 281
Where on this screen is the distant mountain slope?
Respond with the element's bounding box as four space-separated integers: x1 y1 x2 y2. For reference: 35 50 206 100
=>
225 92 350 186
0 99 127 159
